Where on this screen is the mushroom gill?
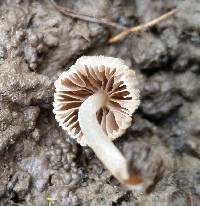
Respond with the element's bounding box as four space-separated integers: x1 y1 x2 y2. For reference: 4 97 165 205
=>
53 56 140 146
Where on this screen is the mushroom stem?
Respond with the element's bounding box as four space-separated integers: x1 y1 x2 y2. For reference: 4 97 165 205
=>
78 91 129 183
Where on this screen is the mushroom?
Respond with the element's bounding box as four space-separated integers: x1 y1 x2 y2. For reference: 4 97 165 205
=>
53 56 143 189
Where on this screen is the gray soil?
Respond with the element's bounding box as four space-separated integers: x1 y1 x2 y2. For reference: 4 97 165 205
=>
0 0 200 205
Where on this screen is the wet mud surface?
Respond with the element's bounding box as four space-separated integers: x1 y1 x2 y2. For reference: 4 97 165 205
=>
0 0 200 205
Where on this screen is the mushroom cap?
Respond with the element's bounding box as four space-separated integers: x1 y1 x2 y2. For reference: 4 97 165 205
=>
53 56 140 146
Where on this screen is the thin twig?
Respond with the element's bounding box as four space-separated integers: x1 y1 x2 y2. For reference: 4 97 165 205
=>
50 0 126 30
109 8 177 44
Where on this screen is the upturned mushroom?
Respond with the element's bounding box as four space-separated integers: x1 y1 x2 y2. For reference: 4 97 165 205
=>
53 56 143 189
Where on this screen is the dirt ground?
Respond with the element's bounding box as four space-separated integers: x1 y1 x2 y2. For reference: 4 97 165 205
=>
0 0 200 205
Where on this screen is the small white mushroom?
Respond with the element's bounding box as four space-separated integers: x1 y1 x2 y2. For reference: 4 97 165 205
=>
53 56 143 189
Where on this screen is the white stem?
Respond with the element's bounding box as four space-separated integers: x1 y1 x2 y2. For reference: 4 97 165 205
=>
78 92 129 183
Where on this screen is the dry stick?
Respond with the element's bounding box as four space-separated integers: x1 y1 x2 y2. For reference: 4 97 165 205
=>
109 8 177 44
50 0 126 30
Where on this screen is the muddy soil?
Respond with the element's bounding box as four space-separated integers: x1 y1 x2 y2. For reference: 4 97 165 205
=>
0 0 200 205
